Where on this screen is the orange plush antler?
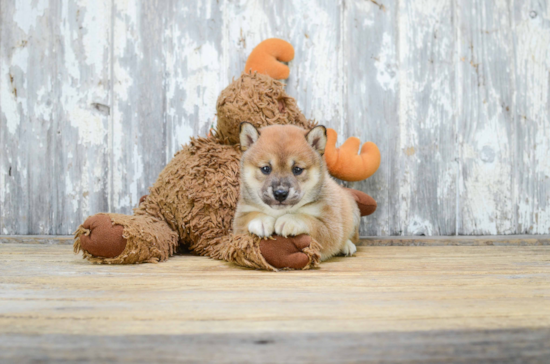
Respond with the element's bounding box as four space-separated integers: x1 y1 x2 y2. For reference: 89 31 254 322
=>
324 128 381 182
244 38 294 80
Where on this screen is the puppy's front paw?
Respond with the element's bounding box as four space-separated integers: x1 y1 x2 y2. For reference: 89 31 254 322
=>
275 215 309 237
248 215 276 238
341 239 357 256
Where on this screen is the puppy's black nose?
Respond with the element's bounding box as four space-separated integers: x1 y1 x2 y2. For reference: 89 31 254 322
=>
273 189 289 202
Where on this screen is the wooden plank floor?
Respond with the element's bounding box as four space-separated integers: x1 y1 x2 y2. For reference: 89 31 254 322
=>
1 243 549 363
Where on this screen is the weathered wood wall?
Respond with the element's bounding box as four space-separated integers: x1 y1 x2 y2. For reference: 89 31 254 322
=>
1 0 549 236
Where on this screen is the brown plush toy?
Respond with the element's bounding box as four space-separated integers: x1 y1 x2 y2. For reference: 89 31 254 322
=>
73 39 379 270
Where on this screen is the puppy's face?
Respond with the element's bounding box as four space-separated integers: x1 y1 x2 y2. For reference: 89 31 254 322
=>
239 123 327 210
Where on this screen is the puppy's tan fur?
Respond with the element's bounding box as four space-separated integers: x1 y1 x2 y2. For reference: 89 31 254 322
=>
233 124 360 261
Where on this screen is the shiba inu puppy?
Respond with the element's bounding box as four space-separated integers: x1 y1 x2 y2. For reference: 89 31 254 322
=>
233 123 360 261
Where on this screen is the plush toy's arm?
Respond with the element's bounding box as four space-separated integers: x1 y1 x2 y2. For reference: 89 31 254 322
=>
244 38 294 80
196 233 321 271
74 212 179 264
324 128 381 182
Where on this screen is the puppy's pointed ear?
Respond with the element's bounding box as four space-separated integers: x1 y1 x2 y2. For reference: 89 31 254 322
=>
239 122 260 151
306 125 327 155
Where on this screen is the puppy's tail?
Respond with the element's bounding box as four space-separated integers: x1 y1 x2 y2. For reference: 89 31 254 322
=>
244 38 294 80
324 128 381 182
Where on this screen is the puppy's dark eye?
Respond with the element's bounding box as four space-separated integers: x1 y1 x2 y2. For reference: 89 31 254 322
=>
293 166 304 176
260 166 271 175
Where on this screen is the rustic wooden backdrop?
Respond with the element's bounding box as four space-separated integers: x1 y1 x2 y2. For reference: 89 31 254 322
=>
1 0 549 236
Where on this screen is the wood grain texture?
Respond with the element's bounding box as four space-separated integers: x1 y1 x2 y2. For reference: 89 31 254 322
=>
457 0 516 235
1 0 549 236
0 1 111 234
2 330 549 363
0 244 549 362
164 0 224 159
360 234 550 246
110 0 168 214
344 0 398 236
512 0 550 235
397 0 457 235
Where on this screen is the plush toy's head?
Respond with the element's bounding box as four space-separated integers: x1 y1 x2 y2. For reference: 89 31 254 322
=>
215 39 314 145
216 38 381 184
216 72 314 145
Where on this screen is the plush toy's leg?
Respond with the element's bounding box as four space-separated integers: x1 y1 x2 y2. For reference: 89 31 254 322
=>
345 188 377 216
196 234 322 271
74 213 178 264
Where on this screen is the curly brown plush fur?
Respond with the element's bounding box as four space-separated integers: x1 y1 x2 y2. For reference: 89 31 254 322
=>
216 72 314 144
74 73 322 270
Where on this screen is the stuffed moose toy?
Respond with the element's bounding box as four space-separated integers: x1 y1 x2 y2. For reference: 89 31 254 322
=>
74 39 381 271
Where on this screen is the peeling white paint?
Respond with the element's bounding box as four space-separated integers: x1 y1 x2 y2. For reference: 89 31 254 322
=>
65 173 79 213
2 0 550 236
2 44 29 136
375 33 397 92
13 0 48 34
513 2 550 234
181 41 221 120
164 3 225 159
463 120 514 234
33 84 54 123
293 1 343 129
113 63 133 102
407 216 434 236
60 3 81 81
128 143 144 208
79 0 111 74
0 165 5 217
1 61 20 135
174 123 194 150
68 106 107 145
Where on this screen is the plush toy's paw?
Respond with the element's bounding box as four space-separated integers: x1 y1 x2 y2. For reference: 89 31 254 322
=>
345 188 377 216
341 239 357 257
274 214 309 237
248 215 276 238
260 234 313 269
78 214 127 258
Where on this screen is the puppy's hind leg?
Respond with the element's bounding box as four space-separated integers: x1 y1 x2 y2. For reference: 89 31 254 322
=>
341 239 357 257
